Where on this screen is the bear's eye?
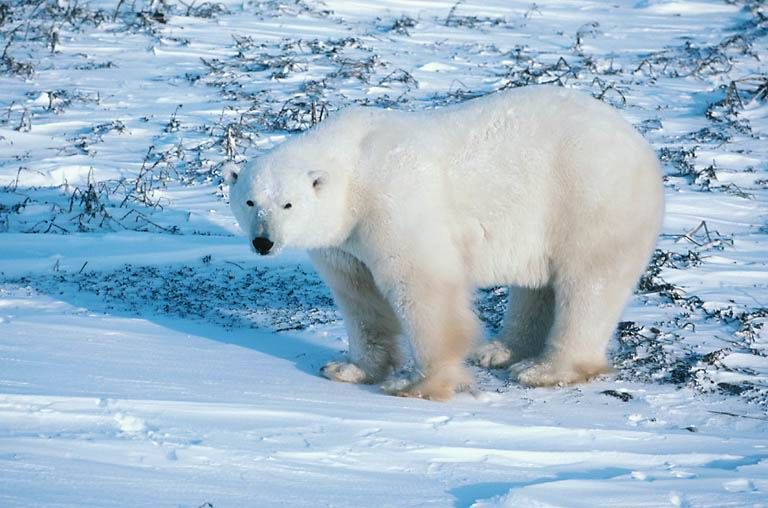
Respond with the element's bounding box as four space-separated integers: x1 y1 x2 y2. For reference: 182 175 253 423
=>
283 203 292 210
246 200 254 207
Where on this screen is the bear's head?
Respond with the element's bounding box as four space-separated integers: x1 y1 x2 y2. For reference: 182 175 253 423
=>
226 143 357 256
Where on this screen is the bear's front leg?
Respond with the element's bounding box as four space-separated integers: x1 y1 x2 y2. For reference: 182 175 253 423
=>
373 266 480 401
310 249 403 384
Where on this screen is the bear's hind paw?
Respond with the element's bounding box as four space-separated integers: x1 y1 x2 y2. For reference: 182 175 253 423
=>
509 358 610 387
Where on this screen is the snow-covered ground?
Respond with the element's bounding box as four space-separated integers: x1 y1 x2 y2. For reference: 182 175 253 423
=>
1 0 767 506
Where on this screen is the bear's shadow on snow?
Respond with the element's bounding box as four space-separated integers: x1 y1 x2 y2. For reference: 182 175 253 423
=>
142 313 339 379
448 466 631 508
15 258 346 379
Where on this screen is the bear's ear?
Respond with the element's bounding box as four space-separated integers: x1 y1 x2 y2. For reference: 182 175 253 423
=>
309 170 329 193
223 162 241 185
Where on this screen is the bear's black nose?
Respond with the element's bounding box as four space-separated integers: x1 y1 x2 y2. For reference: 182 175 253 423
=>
252 236 274 255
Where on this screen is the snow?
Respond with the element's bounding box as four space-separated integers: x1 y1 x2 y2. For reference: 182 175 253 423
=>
1 0 767 506
2 285 768 507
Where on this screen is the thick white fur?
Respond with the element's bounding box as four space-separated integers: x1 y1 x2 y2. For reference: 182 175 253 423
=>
228 86 664 400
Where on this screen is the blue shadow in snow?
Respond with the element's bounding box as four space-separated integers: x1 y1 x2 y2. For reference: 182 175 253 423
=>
449 467 631 508
704 454 768 471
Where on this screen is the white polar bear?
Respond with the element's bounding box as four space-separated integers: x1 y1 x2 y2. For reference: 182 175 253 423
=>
227 86 664 400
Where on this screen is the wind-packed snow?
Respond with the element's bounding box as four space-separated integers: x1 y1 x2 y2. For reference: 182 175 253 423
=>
1 0 767 506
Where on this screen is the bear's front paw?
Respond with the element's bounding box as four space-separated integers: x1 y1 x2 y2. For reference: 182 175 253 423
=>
320 361 369 384
470 341 514 369
380 365 472 401
382 378 453 401
379 374 417 394
509 358 610 387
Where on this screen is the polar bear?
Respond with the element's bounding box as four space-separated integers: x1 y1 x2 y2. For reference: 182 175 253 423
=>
227 86 664 400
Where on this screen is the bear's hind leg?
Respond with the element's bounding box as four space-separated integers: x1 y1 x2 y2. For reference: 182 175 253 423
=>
471 285 554 369
510 272 633 387
310 249 403 384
